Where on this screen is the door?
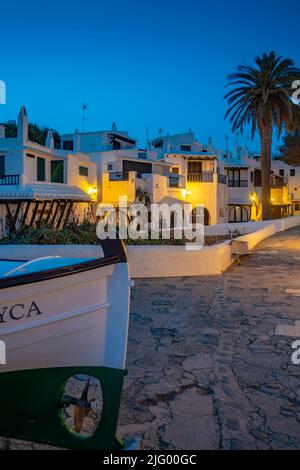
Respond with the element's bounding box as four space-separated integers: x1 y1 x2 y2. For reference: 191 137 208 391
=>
37 157 45 181
51 160 64 183
0 156 5 176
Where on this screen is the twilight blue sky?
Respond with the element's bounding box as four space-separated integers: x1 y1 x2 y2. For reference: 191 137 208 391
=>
0 0 299 152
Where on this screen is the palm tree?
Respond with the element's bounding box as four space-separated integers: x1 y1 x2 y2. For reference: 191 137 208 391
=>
225 52 300 220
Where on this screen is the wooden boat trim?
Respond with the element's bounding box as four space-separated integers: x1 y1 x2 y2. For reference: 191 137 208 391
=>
0 238 127 290
1 301 110 337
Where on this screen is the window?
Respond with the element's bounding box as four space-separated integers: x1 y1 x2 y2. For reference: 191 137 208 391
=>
107 164 113 171
188 161 202 174
228 169 248 187
279 169 285 177
26 153 35 159
172 167 179 174
295 203 300 211
79 166 88 176
51 160 64 183
62 140 74 151
250 172 254 183
0 156 5 176
229 206 249 223
169 176 179 188
290 169 296 177
122 159 152 175
37 157 45 181
138 151 147 160
181 145 191 152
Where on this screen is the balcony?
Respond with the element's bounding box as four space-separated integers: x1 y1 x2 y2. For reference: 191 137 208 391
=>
168 175 185 188
109 172 129 181
187 172 214 183
254 174 285 188
218 174 227 185
0 174 20 185
228 180 248 187
271 176 284 189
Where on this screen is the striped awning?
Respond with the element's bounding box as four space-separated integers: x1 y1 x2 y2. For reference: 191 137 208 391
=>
0 182 91 201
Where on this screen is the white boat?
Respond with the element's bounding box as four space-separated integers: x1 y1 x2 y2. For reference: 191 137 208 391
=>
0 239 133 449
0 239 130 373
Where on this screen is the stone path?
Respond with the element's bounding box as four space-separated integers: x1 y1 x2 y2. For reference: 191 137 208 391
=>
119 225 300 449
2 225 300 449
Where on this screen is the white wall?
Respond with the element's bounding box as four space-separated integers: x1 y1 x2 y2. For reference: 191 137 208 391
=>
127 216 300 278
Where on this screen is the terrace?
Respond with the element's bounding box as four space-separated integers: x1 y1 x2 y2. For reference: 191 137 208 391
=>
0 175 20 185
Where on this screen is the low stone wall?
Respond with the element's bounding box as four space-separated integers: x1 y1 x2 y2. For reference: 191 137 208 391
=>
127 243 233 278
236 224 276 251
204 216 300 236
127 216 300 278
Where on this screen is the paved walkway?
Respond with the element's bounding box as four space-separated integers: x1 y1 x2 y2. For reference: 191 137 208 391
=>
119 225 300 450
2 226 300 449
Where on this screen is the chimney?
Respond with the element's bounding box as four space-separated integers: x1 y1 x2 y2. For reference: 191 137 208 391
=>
17 106 28 141
46 129 54 149
0 125 5 139
73 128 80 152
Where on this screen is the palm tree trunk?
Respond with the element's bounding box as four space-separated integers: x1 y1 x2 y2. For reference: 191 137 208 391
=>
260 125 272 220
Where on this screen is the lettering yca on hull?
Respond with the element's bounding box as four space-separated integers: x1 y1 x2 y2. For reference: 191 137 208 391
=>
0 302 43 324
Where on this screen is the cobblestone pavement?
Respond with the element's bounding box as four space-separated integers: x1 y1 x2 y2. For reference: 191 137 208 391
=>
119 226 300 450
2 226 300 449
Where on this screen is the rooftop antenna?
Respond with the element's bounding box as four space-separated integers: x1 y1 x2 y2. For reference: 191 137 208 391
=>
81 103 88 133
146 126 150 148
225 134 229 159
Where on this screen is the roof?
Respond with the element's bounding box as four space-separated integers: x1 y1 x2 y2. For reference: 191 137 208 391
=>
181 154 217 160
225 164 249 169
0 182 91 201
108 133 137 144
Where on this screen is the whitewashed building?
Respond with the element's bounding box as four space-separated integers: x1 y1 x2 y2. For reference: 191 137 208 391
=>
151 131 228 225
0 107 97 233
61 125 181 206
271 158 300 216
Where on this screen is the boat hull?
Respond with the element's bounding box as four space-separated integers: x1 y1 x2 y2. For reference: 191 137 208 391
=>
0 249 130 373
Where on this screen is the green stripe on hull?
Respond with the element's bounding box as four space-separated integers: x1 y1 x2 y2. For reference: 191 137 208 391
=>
0 366 127 450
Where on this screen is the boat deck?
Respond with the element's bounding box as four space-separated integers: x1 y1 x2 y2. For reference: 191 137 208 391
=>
0 257 95 278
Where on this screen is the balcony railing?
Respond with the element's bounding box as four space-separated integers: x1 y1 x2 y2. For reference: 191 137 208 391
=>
0 174 20 185
228 180 248 187
187 172 214 183
271 177 284 189
109 172 129 181
218 174 227 185
254 176 285 188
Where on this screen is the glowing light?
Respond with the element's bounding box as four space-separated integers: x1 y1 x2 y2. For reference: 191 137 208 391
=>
88 187 98 195
88 187 98 201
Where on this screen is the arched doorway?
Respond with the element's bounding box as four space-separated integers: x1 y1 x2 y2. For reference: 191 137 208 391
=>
229 206 249 223
192 206 210 226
